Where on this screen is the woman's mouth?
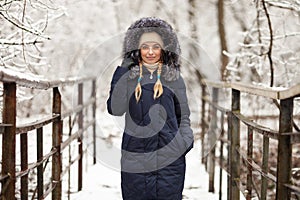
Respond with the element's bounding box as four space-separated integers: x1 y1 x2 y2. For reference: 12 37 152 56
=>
146 57 156 60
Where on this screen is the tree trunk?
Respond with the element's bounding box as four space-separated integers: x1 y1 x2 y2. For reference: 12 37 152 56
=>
217 0 229 81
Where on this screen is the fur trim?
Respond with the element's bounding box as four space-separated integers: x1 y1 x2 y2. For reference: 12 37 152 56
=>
162 64 180 81
129 64 179 82
123 17 181 61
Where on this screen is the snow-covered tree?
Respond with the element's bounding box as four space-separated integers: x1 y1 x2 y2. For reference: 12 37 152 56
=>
225 0 300 87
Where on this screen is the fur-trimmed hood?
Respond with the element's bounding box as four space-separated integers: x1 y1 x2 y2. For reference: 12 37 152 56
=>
123 17 181 56
122 17 181 81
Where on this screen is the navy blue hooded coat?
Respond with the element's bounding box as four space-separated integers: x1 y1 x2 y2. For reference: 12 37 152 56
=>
107 17 194 200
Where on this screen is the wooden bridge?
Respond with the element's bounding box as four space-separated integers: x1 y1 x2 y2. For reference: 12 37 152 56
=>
0 68 299 199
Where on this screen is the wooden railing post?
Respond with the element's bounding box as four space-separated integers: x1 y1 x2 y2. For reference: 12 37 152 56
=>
227 112 232 200
261 134 269 200
246 127 253 200
78 83 83 191
208 87 218 192
229 88 240 200
37 127 44 199
52 87 62 200
20 132 28 200
276 97 293 200
92 80 97 164
1 82 16 200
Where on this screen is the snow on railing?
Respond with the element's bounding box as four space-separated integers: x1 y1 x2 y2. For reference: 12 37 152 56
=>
0 67 95 89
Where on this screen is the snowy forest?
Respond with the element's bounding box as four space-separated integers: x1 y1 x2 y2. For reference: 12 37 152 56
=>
1 0 299 121
1 0 299 86
0 0 300 199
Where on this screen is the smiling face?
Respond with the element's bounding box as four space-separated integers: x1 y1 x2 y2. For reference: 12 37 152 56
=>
140 42 162 64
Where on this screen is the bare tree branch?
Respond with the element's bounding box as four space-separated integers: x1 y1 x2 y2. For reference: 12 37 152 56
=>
261 0 274 87
256 1 262 45
22 0 28 66
263 32 300 40
0 12 50 40
217 0 229 81
28 0 60 10
0 0 22 8
0 40 43 45
266 0 300 12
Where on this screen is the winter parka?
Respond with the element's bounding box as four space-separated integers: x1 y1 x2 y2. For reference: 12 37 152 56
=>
107 64 194 200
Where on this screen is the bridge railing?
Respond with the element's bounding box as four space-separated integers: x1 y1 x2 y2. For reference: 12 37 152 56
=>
0 69 97 200
200 79 300 200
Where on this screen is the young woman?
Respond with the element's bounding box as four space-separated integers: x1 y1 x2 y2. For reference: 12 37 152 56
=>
107 17 194 200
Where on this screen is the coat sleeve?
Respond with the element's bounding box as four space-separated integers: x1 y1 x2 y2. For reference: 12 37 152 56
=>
107 66 129 116
173 76 194 155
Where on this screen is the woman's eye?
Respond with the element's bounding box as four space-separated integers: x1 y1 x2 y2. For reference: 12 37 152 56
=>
141 45 149 50
153 45 161 50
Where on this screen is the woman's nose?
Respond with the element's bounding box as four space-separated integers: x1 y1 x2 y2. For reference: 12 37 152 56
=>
148 47 154 54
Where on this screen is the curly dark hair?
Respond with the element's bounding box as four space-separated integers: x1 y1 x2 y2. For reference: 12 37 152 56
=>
123 17 181 69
